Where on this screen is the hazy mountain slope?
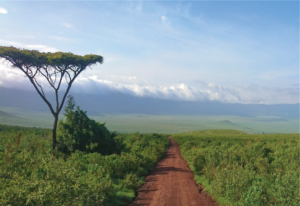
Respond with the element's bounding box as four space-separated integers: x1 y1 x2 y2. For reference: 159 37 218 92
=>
0 86 299 119
0 110 50 127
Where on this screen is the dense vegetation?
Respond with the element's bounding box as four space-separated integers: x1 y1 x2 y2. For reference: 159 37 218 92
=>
56 95 118 155
172 130 299 206
0 124 168 205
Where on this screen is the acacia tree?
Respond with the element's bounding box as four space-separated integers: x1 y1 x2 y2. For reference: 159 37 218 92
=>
0 46 103 150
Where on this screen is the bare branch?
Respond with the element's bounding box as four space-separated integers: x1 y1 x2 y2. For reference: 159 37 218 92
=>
13 64 56 116
51 70 58 86
56 70 65 91
68 65 76 73
34 77 45 97
39 68 56 90
32 66 41 78
58 78 74 114
65 71 71 84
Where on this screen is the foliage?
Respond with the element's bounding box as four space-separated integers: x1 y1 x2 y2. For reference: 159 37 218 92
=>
0 46 104 150
193 152 206 173
57 95 117 155
172 129 299 206
0 46 103 70
0 124 169 205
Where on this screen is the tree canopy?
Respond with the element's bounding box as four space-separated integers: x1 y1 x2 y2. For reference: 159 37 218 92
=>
0 46 103 69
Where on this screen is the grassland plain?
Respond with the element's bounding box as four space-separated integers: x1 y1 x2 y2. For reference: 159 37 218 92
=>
0 106 299 134
171 130 300 206
0 124 169 205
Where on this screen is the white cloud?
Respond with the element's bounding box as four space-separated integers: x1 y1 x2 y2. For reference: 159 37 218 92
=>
25 45 58 52
0 7 7 14
0 65 51 91
161 16 171 26
0 39 58 52
0 65 298 105
61 23 71 28
75 77 299 104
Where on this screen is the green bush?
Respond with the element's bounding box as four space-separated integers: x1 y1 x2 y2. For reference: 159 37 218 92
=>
193 152 206 173
57 95 117 155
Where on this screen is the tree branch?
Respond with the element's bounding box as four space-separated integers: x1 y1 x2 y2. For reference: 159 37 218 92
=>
32 66 41 78
55 88 59 113
56 72 65 91
34 77 45 97
65 71 71 84
13 64 56 116
40 68 56 89
57 67 83 114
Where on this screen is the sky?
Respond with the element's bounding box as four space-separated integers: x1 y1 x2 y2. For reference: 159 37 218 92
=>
0 0 299 104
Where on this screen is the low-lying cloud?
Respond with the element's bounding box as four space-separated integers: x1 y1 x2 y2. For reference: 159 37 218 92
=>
0 64 298 105
71 75 299 104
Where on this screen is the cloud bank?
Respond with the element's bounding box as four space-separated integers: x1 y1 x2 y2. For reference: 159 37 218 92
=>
71 75 299 105
0 64 298 105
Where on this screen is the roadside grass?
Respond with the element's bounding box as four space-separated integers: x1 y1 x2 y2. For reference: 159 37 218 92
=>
172 129 300 206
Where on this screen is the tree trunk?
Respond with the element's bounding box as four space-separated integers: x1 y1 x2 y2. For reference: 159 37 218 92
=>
52 114 59 150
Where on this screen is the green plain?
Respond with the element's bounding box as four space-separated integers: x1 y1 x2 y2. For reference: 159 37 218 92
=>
0 106 298 134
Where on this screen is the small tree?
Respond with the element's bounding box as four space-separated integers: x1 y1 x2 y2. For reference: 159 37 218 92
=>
57 95 116 155
0 46 103 150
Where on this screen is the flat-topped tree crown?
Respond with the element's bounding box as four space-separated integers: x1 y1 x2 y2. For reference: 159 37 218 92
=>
0 46 103 150
0 46 103 70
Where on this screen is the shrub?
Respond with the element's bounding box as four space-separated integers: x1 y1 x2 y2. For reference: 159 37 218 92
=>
57 95 117 155
193 152 206 173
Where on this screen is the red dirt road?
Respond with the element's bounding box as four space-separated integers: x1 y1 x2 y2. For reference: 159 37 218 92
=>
128 138 217 206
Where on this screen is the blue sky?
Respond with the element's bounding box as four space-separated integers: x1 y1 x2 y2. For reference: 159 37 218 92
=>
0 1 299 104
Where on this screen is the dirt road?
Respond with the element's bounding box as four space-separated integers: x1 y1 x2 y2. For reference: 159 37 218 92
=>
128 138 217 206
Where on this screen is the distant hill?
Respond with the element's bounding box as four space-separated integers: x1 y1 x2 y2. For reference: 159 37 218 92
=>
203 119 254 133
0 110 19 119
0 110 32 126
0 109 53 128
217 120 237 125
174 129 248 136
0 86 299 119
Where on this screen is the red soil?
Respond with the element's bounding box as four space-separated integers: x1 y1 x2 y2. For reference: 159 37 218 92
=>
128 137 217 206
